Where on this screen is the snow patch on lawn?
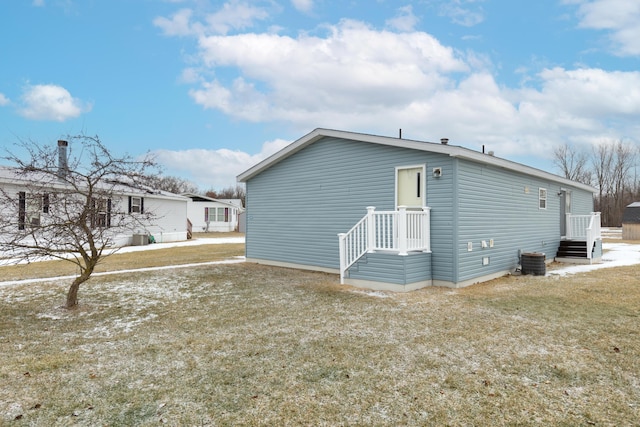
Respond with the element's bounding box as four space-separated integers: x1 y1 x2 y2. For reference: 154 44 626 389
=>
550 243 640 277
354 290 393 298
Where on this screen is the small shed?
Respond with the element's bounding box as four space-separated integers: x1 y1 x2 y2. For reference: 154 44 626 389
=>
622 202 640 240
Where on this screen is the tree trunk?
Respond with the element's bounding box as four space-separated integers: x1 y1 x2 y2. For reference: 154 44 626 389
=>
65 272 91 309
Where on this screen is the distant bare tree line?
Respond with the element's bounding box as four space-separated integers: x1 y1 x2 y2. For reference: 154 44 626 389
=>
553 140 639 226
145 173 246 207
204 184 246 205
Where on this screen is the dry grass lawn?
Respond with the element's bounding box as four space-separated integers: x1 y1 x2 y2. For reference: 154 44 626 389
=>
1 239 639 425
0 232 244 282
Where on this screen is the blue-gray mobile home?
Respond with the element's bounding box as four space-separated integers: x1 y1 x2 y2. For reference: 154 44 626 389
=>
238 129 601 291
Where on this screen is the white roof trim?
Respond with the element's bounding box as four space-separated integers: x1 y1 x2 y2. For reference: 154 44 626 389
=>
237 128 597 193
182 193 245 210
0 166 189 202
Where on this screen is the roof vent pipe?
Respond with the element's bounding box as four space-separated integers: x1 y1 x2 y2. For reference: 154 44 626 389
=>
440 138 449 145
399 128 402 139
57 140 68 179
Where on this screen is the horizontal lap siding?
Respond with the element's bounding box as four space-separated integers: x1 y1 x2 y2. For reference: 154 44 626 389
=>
349 252 431 285
404 251 433 283
454 159 594 283
425 159 455 282
571 191 595 215
246 137 453 272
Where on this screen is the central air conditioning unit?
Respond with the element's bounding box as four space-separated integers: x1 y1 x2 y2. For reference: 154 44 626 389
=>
132 234 149 246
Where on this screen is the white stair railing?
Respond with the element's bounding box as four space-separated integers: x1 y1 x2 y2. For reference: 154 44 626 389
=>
566 214 591 240
586 212 601 260
338 206 431 284
565 212 602 260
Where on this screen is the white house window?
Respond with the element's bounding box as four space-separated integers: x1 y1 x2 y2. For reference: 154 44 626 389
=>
129 196 143 214
91 198 112 228
42 193 50 214
539 188 547 210
204 207 233 223
18 192 45 230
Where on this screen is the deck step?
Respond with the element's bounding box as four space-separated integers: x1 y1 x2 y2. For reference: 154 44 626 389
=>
557 240 590 258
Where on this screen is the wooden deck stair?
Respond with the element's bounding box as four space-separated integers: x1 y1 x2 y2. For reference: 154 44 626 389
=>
556 240 590 259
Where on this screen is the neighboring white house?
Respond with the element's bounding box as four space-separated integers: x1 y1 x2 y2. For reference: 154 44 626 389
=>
0 166 190 247
183 193 244 232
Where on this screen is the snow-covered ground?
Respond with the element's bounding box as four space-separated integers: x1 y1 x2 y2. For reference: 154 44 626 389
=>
110 236 245 254
550 242 640 276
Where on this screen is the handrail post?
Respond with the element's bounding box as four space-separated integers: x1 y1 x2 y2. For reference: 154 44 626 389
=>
366 206 376 253
398 206 408 256
592 212 601 239
338 233 346 284
422 206 431 252
586 212 602 261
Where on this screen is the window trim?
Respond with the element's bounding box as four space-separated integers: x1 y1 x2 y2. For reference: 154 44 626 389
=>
18 191 44 229
42 193 50 214
538 188 547 210
18 191 26 230
92 198 112 228
129 196 144 214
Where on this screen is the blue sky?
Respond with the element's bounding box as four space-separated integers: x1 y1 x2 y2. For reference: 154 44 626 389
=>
1 0 639 190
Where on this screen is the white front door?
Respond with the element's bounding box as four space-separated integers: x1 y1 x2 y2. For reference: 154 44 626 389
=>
396 166 425 209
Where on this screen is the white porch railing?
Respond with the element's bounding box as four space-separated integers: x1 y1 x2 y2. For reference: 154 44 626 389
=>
566 212 602 260
338 206 431 284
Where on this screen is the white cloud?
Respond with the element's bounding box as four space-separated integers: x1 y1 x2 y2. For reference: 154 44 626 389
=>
386 5 419 32
205 0 271 35
154 1 271 37
291 0 314 14
0 93 9 106
18 84 91 122
190 19 468 126
152 139 291 189
154 8 198 36
158 5 640 168
438 0 485 27
32 0 45 6
571 0 640 56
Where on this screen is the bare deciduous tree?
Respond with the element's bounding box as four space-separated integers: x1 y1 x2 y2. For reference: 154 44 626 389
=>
205 184 246 207
611 141 636 225
0 135 159 309
591 143 615 223
553 143 592 184
143 174 199 195
553 139 638 226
